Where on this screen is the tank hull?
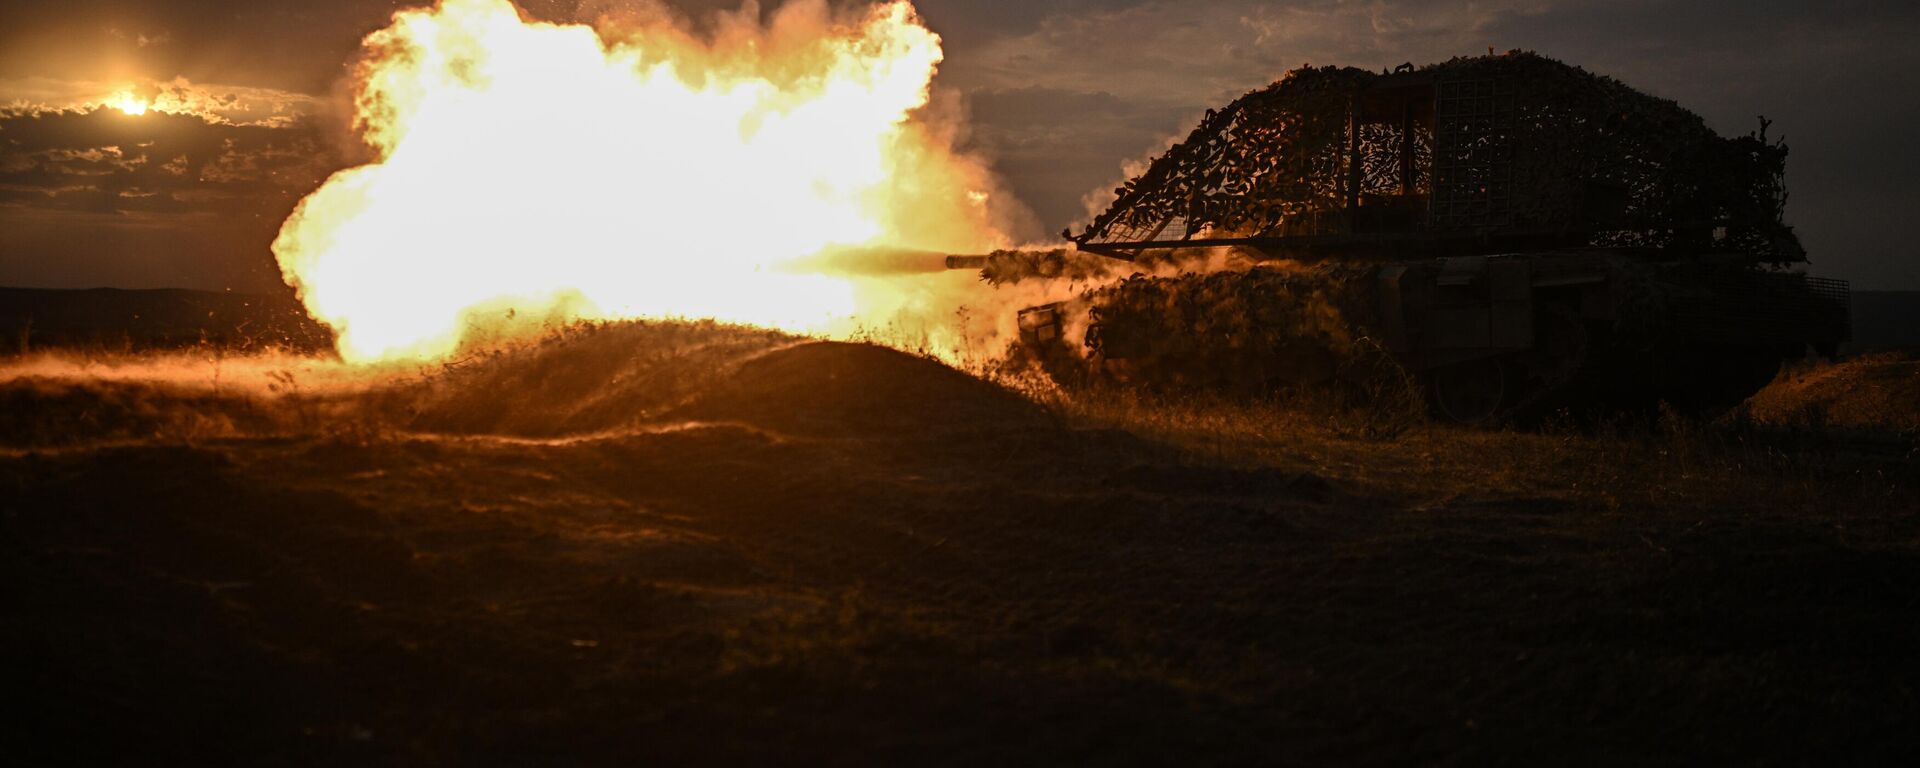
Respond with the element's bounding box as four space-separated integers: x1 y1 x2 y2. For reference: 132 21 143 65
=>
1014 251 1850 422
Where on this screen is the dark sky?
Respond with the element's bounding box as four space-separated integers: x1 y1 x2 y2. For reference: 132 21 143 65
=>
2 0 1916 290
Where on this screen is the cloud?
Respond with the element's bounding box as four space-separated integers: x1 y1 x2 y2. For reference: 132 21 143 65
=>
0 104 345 290
949 1 1539 106
934 0 1548 231
0 76 324 127
946 0 1920 108
0 70 343 228
958 86 1192 230
0 105 337 216
107 26 174 48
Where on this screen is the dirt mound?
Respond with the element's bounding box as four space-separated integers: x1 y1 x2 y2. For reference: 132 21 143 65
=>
1745 352 1920 434
398 320 791 436
400 325 1049 440
0 323 1055 445
672 341 1051 438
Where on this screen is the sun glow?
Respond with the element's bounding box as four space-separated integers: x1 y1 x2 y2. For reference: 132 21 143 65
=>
274 0 1010 363
106 92 150 115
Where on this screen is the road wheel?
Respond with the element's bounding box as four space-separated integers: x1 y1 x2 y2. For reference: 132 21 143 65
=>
1428 358 1510 425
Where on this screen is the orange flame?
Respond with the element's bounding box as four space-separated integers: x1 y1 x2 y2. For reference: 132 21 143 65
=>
275 0 1010 363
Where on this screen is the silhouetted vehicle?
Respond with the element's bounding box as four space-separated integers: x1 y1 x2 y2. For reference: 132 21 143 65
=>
955 52 1850 422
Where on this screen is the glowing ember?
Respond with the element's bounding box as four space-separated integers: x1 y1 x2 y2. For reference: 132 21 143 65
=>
275 0 1009 363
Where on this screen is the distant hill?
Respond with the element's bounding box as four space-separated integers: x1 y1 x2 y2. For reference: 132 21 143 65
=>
0 287 333 355
1849 291 1920 352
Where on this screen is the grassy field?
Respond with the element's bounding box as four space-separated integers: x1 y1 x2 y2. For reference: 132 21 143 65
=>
4 321 1917 764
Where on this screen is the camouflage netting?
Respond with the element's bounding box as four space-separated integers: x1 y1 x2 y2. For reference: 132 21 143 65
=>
1078 264 1383 390
976 247 1251 286
1077 51 1799 262
977 249 1117 286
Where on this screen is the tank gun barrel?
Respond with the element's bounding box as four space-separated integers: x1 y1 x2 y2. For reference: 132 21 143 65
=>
784 245 968 275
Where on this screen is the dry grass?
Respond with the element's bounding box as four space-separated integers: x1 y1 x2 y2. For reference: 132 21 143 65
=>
0 319 790 448
1747 351 1920 435
1018 370 1917 520
7 322 1913 522
7 320 1920 764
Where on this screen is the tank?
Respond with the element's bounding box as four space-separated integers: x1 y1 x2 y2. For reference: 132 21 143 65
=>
957 52 1851 422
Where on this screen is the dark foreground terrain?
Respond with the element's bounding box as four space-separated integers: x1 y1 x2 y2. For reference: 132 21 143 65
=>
4 321 1918 765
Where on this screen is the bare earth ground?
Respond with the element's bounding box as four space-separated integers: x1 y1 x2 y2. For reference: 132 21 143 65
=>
3 321 1918 765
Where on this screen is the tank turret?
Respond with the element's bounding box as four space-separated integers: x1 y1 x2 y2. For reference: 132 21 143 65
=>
963 52 1850 422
